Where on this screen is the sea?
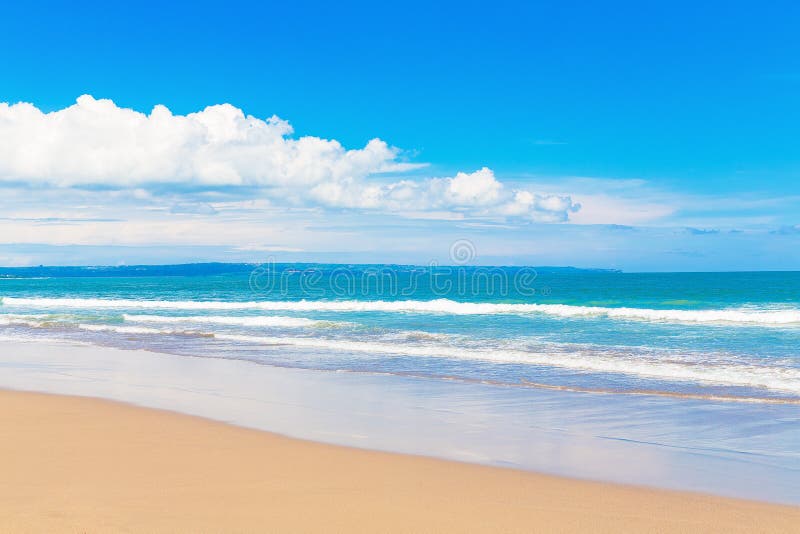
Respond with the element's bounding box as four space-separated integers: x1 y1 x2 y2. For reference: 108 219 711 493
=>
1 264 799 502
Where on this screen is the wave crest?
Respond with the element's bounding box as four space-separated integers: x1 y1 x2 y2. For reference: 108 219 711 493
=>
4 297 800 326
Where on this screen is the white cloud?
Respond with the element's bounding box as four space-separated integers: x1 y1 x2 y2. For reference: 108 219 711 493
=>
0 95 405 188
309 167 578 222
0 96 579 222
568 193 676 225
442 167 502 205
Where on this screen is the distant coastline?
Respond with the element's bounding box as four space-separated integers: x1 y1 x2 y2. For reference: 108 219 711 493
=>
0 262 622 278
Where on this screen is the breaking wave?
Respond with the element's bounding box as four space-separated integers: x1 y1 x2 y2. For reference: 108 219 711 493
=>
3 296 800 326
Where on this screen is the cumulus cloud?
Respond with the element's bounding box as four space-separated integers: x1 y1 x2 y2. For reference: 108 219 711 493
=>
0 95 404 188
322 167 579 222
0 95 579 222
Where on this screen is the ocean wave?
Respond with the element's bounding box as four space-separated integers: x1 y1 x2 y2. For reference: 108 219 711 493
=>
78 324 167 335
122 314 335 328
4 297 800 326
4 309 799 394
75 323 216 337
213 333 800 394
0 314 56 328
0 314 211 337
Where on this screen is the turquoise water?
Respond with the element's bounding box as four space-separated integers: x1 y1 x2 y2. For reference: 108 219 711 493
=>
2 265 800 403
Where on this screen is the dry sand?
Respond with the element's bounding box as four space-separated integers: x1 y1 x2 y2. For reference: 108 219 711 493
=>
1 389 798 533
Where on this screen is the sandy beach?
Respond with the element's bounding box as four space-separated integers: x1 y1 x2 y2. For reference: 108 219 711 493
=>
1 389 797 533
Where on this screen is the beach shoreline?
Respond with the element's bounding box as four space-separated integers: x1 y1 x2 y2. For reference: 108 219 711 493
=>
1 337 799 506
2 388 799 533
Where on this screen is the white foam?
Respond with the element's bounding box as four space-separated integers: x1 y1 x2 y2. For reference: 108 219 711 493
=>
0 312 333 331
0 314 208 337
3 308 799 394
122 314 327 328
0 314 51 328
4 297 800 326
214 333 800 394
77 324 167 335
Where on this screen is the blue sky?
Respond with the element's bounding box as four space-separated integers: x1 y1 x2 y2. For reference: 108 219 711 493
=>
1 0 799 270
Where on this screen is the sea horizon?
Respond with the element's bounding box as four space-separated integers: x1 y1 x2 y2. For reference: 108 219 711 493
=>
4 260 800 274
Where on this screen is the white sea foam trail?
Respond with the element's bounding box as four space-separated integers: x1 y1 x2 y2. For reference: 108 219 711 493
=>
4 297 800 326
0 314 50 328
3 309 800 394
213 333 800 394
122 314 332 328
78 324 168 335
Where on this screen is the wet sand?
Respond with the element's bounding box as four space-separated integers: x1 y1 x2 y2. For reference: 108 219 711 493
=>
1 389 798 533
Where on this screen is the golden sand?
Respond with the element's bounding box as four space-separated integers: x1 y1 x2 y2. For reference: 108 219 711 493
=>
1 389 797 533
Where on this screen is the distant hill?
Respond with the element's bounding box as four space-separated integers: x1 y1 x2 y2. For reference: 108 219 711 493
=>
0 263 620 278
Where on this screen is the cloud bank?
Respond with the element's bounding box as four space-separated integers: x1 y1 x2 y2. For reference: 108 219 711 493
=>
0 95 578 221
